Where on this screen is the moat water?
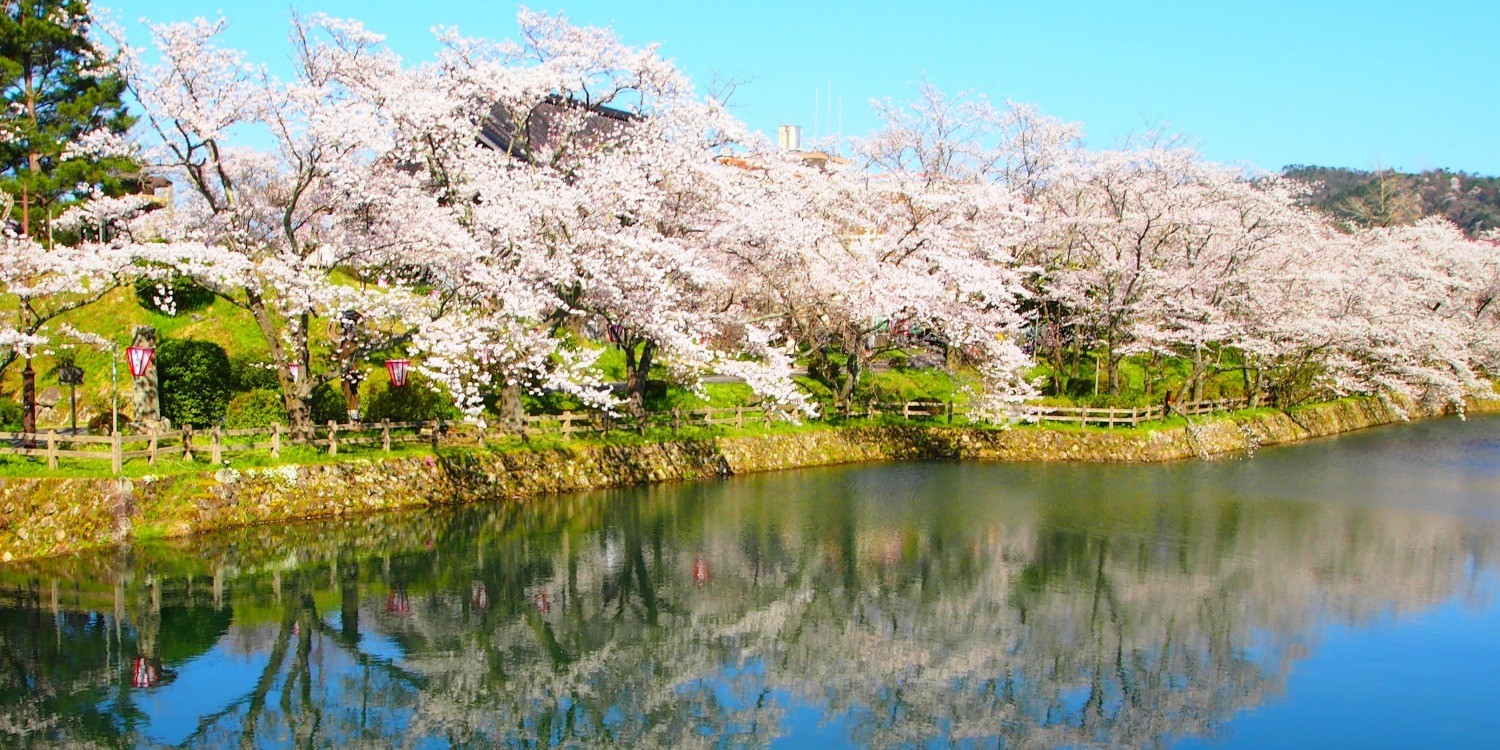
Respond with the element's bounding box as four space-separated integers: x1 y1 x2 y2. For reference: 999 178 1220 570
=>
2 416 1498 748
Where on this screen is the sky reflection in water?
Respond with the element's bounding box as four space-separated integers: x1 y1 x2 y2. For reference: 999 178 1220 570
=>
2 416 1498 748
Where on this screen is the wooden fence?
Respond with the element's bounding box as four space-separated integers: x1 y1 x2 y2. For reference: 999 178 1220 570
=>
1007 397 1250 427
0 397 1252 474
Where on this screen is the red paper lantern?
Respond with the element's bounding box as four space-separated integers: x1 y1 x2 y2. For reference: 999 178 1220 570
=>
125 346 155 378
287 362 302 383
385 358 411 387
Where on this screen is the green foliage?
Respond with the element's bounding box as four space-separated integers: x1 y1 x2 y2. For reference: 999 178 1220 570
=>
0 0 138 238
224 389 284 429
0 398 21 431
361 371 459 422
1284 165 1500 237
229 356 279 392
860 367 961 403
158 338 232 428
309 383 346 425
134 275 215 315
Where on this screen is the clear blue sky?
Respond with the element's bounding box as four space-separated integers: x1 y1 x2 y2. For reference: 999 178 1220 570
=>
102 0 1500 175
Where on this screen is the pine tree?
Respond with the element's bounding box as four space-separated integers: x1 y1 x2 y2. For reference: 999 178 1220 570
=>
1 0 135 241
1 0 136 433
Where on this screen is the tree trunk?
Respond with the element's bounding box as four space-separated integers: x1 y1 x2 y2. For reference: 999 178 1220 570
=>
498 382 525 428
623 339 655 418
840 347 866 404
1190 345 1206 402
1106 332 1122 396
340 377 361 423
1049 336 1067 396
284 390 314 441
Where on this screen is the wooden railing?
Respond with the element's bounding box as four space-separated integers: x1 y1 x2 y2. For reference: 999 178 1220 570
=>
0 397 1253 474
1006 397 1249 427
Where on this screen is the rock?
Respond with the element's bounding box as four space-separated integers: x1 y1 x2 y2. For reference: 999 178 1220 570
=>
37 387 62 408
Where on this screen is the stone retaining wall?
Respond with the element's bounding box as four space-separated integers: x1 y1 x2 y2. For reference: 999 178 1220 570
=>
2 396 1495 562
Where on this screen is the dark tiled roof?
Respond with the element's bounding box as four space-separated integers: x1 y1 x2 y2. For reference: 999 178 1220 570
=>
478 96 638 163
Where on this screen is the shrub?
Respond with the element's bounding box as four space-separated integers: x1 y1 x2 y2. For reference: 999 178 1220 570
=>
224 389 286 429
134 275 215 315
310 383 347 425
361 371 459 422
158 339 232 427
0 399 21 431
229 357 280 392
226 384 352 427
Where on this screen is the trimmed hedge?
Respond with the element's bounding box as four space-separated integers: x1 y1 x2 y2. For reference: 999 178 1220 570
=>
158 339 232 428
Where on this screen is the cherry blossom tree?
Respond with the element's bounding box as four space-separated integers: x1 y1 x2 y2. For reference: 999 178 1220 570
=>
324 9 812 418
110 16 458 434
720 84 1037 412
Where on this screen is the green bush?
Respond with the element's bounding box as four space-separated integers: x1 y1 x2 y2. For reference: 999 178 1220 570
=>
310 383 348 425
134 275 215 315
226 384 352 427
229 357 280 392
158 339 232 428
361 371 459 422
224 389 285 429
0 399 21 431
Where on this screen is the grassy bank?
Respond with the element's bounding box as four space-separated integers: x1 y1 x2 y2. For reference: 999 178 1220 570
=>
1 395 1495 564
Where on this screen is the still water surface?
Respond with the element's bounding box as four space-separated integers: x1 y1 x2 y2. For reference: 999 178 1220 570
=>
2 417 1499 748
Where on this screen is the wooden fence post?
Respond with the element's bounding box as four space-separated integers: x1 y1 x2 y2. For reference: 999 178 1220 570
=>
46 430 58 470
211 427 223 464
671 407 680 434
111 431 122 475
182 425 193 462
736 405 744 429
381 419 391 452
270 423 281 458
561 411 574 441
947 399 954 425
327 421 339 457
763 408 772 429
430 419 441 450
148 432 159 466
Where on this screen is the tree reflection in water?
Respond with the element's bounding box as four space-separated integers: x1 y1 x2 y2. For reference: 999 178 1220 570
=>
1 452 1497 748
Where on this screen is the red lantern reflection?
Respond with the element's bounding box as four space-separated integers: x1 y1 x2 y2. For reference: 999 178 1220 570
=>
693 557 710 585
386 588 411 615
125 346 155 377
385 358 411 388
131 657 160 688
473 583 490 610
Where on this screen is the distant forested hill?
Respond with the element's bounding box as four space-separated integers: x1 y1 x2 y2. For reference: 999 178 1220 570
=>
1282 165 1499 237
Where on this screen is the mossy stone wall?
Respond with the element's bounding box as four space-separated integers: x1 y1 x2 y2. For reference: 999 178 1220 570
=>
2 397 1494 562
